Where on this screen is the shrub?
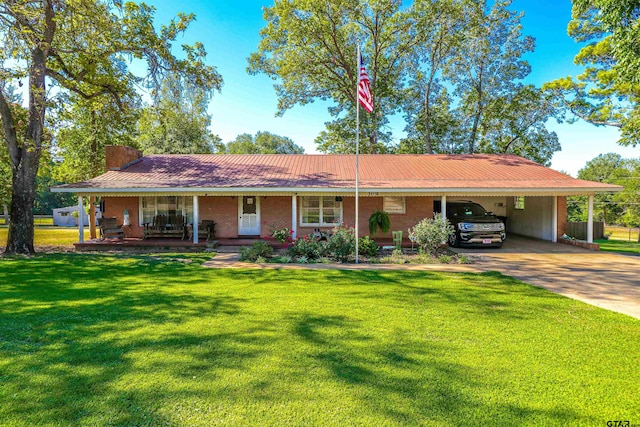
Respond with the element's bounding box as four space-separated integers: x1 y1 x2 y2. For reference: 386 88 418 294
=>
358 235 379 257
277 255 293 264
288 235 326 260
437 254 452 264
326 225 355 262
380 248 406 264
408 216 454 257
296 255 309 264
457 254 470 264
266 220 294 247
240 241 273 262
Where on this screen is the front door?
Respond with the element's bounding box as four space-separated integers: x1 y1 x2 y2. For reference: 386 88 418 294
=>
238 196 261 235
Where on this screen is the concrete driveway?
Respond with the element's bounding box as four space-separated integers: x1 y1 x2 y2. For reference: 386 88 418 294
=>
453 235 640 320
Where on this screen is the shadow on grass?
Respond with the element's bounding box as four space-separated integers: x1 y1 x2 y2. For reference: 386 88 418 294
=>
286 311 590 426
0 254 609 425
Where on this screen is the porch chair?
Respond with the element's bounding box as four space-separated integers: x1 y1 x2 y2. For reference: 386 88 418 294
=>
98 217 125 240
392 230 403 250
186 219 217 241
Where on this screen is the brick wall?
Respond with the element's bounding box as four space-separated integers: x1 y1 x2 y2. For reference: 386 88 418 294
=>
103 197 141 238
105 145 142 172
298 196 434 239
557 196 567 240
261 197 292 238
199 196 239 238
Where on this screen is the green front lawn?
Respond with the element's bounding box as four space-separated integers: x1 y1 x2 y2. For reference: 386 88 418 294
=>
596 238 640 255
0 254 637 426
0 226 88 248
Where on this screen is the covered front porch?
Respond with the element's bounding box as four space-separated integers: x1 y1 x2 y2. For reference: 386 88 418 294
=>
75 192 600 250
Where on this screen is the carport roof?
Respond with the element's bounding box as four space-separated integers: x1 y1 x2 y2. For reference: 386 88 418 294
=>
53 153 622 196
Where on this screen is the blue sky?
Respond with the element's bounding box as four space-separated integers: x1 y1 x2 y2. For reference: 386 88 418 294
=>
145 0 637 176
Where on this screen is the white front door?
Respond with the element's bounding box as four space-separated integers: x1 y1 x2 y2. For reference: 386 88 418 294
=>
238 196 261 235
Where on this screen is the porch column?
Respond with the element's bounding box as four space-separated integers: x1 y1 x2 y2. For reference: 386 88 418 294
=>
587 195 594 243
78 196 84 243
552 196 558 243
193 195 199 244
89 196 97 239
291 194 298 240
441 195 447 221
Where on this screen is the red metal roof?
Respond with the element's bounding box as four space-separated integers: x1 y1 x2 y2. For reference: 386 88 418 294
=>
54 154 621 193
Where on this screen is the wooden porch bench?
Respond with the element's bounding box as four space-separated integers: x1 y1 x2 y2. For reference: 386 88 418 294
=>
185 220 216 241
143 214 186 239
98 217 125 240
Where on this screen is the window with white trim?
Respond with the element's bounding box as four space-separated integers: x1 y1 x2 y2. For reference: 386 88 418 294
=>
383 196 405 214
140 196 193 225
300 196 342 226
514 196 525 210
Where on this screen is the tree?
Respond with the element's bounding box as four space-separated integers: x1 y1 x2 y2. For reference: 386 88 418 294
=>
0 1 222 254
399 88 465 154
402 0 464 154
572 153 628 224
543 1 640 146
137 72 221 154
445 0 537 154
226 131 304 154
474 85 560 165
53 92 140 183
248 0 413 152
315 112 393 154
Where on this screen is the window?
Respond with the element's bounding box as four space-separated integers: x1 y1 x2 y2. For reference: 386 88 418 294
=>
514 196 525 210
383 196 405 214
301 196 342 226
140 196 194 225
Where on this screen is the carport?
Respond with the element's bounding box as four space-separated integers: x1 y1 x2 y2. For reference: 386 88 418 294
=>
438 192 602 246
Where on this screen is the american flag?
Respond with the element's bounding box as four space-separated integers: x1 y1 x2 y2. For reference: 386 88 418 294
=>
358 57 374 113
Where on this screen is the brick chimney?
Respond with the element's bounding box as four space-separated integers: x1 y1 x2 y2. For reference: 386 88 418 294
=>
105 145 143 172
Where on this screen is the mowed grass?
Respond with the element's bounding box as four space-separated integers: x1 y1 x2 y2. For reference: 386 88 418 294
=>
0 254 638 426
599 226 640 254
0 226 88 248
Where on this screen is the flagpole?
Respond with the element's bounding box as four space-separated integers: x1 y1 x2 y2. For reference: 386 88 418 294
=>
355 45 360 264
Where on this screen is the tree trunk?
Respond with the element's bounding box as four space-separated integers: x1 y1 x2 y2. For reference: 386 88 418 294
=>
5 158 37 254
423 69 437 155
469 107 482 154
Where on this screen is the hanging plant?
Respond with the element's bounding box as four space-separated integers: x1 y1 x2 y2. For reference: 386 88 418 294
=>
368 209 391 235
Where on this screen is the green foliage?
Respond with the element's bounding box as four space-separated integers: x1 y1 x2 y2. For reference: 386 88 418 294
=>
250 0 559 162
409 216 454 256
0 0 222 254
368 209 391 235
226 131 304 154
380 248 407 264
358 235 379 257
136 73 222 155
568 153 640 227
326 225 356 262
33 173 77 215
53 92 140 184
288 236 326 260
240 241 274 262
543 0 640 146
249 0 409 152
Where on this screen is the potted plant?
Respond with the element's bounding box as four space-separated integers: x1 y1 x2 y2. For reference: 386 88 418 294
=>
368 209 391 235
